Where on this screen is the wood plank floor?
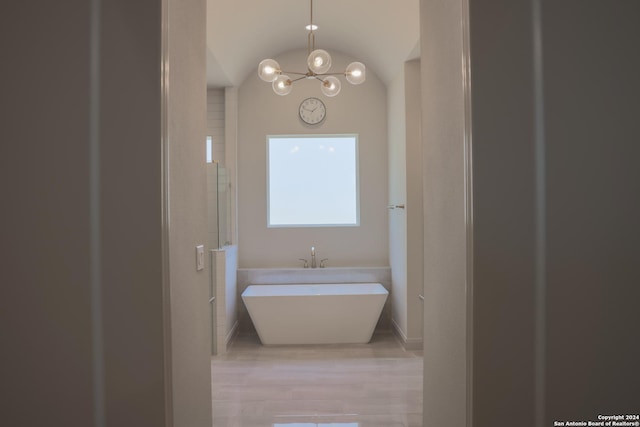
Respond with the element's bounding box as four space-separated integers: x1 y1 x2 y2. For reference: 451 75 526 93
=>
211 332 423 427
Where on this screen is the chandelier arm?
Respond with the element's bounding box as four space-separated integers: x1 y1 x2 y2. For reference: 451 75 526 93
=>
317 72 348 76
290 75 309 83
280 70 308 76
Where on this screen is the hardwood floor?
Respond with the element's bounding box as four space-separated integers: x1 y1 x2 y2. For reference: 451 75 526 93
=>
211 332 423 427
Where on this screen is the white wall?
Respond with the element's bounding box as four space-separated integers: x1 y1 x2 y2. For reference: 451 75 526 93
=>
212 246 239 353
388 59 424 348
388 68 409 338
420 0 469 426
207 89 226 161
207 89 226 250
404 60 424 347
167 0 212 425
225 87 239 245
237 48 389 268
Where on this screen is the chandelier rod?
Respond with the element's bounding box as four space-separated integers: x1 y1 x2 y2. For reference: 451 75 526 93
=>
307 0 315 56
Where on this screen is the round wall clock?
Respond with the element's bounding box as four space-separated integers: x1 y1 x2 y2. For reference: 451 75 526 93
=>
299 97 326 125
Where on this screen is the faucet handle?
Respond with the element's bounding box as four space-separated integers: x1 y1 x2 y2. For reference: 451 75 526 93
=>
298 258 309 268
320 258 328 268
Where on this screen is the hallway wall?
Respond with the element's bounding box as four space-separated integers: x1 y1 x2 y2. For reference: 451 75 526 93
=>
470 0 640 425
1 1 168 425
2 2 96 424
1 1 213 426
541 1 640 421
421 2 640 426
470 0 537 423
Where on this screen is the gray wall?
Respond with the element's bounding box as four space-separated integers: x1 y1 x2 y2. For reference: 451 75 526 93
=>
542 1 640 421
2 2 96 425
237 48 389 268
421 1 640 425
1 1 212 426
469 0 537 424
1 1 168 425
470 0 640 425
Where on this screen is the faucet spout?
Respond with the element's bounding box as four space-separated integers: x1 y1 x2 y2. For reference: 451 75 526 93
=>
311 246 316 268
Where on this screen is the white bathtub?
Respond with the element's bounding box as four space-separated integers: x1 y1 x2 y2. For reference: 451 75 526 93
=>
241 283 389 345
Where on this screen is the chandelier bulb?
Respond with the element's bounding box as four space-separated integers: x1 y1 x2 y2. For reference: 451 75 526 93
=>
307 49 332 74
320 76 341 97
345 62 366 85
272 74 293 96
258 59 281 83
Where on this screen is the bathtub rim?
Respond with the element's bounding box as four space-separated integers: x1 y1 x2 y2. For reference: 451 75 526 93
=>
241 282 389 297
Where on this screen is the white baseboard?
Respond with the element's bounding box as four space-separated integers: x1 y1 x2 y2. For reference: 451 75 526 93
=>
225 320 239 348
391 318 423 351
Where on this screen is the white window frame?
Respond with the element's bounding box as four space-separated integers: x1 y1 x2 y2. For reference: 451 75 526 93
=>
266 134 360 228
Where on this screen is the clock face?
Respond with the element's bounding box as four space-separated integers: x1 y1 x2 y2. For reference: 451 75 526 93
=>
299 97 326 125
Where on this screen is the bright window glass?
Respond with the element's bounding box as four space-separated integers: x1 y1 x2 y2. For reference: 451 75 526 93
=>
267 134 359 227
206 136 213 163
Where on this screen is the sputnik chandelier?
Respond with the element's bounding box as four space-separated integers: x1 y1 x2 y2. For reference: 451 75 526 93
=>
257 0 366 97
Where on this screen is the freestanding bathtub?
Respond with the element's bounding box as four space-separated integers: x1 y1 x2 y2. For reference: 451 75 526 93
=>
241 283 389 345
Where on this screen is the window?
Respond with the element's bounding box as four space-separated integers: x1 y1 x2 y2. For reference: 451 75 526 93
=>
206 136 213 163
267 134 359 227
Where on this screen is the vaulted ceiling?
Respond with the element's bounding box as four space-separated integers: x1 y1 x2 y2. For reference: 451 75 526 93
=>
206 0 420 88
